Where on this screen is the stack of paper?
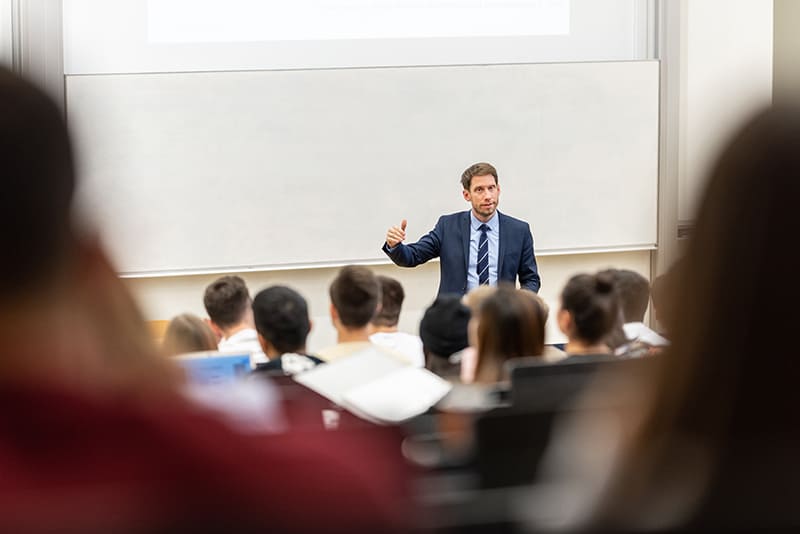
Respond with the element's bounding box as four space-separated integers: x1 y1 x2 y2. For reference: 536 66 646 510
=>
294 346 452 425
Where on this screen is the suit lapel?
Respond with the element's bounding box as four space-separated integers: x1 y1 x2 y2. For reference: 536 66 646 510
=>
497 212 506 276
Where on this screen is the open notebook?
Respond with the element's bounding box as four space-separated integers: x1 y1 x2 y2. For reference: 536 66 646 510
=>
294 346 452 425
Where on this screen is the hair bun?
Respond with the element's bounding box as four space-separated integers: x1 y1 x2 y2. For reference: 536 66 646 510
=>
594 273 615 294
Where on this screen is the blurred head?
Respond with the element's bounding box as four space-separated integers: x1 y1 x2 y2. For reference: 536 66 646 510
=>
600 269 650 323
253 285 311 355
0 67 75 301
419 294 471 368
203 276 252 331
558 272 620 346
371 275 404 328
162 313 218 357
0 67 179 391
656 106 800 432
329 265 381 329
592 107 800 527
474 285 546 383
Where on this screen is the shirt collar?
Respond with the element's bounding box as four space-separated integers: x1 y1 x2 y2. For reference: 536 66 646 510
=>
470 210 499 232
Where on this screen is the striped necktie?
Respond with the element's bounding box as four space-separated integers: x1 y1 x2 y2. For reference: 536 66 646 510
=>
477 224 490 286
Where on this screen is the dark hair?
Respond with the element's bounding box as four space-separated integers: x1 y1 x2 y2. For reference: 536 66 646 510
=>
589 107 800 528
461 162 498 190
329 266 381 328
252 286 311 354
162 313 218 356
600 269 650 323
0 67 75 297
371 275 404 327
651 106 800 436
475 285 546 382
419 294 471 360
203 276 251 328
560 272 620 345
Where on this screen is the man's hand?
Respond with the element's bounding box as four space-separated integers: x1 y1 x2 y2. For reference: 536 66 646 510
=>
385 219 407 248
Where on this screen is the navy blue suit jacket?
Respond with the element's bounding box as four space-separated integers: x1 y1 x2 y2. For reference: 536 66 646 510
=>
382 211 541 296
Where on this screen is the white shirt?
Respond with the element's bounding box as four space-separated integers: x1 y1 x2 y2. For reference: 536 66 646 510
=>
369 332 425 368
622 322 670 347
218 328 268 365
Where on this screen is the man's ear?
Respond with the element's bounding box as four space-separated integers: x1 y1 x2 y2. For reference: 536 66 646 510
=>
462 189 470 202
308 317 314 333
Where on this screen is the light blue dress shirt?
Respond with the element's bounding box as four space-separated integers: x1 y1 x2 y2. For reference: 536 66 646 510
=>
466 211 499 291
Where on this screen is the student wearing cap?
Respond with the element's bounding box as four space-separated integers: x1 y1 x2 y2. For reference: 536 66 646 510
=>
419 294 471 378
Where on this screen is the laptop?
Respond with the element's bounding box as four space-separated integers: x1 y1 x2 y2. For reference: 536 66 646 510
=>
174 351 252 386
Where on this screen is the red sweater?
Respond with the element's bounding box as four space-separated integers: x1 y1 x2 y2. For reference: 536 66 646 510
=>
0 380 415 533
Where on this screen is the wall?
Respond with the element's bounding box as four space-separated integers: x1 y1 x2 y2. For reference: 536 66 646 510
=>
774 0 800 105
124 250 652 353
678 0 773 222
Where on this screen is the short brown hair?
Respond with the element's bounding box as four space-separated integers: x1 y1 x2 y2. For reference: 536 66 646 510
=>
371 275 404 327
329 266 382 328
203 276 251 328
461 162 498 190
599 268 650 323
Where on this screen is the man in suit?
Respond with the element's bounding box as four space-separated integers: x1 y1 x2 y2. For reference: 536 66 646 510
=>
382 162 541 295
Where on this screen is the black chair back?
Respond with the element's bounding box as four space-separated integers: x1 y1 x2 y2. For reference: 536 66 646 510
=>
509 356 652 411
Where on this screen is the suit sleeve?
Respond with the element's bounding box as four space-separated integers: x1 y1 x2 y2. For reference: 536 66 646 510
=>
382 217 443 268
518 224 541 293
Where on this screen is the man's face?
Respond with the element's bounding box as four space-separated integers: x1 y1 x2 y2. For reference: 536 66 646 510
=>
463 174 500 221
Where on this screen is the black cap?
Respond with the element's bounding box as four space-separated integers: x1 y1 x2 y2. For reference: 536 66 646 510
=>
419 294 471 358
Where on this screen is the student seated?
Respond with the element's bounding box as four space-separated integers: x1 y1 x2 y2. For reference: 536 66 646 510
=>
203 275 267 363
369 275 425 367
418 294 471 378
438 285 546 412
161 312 218 356
316 265 411 364
473 285 547 384
600 268 669 357
250 285 323 376
557 272 620 361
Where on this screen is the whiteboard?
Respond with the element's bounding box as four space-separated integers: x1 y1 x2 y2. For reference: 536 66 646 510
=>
67 61 659 276
63 0 648 74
